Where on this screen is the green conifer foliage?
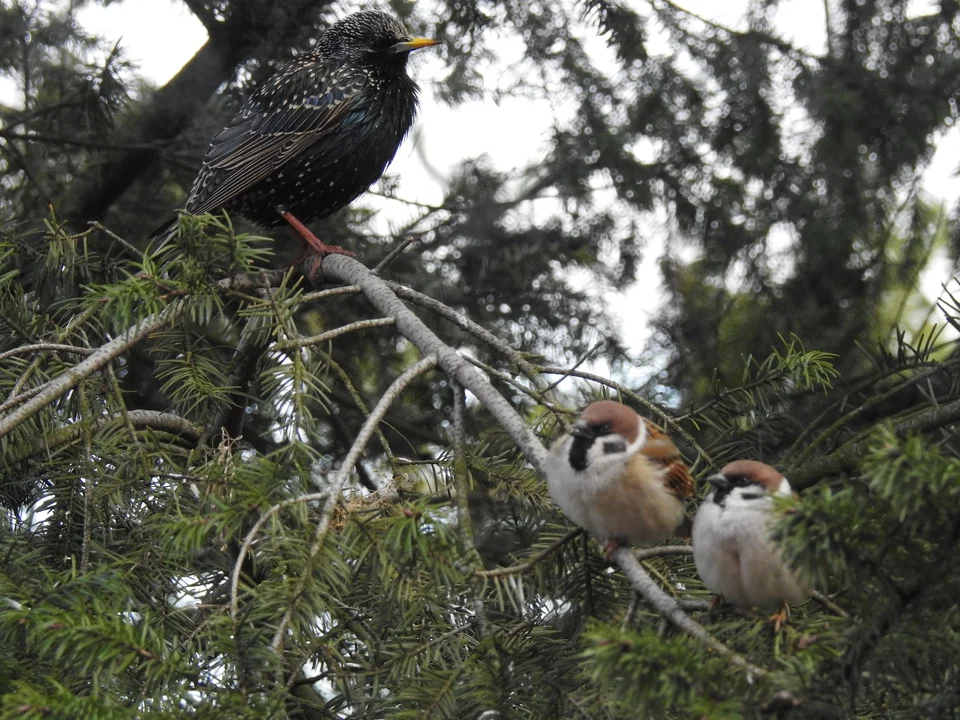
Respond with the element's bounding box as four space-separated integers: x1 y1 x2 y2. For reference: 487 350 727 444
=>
2 1 960 718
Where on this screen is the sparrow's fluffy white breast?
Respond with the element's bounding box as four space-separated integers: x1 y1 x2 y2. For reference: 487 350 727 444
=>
692 478 809 609
544 434 622 533
544 423 685 545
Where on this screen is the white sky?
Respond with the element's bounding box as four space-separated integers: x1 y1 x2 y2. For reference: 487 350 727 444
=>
29 1 960 363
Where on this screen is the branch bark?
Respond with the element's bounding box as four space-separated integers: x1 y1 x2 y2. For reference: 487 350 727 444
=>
7 409 201 466
0 302 186 440
319 255 548 474
788 397 960 489
611 547 767 677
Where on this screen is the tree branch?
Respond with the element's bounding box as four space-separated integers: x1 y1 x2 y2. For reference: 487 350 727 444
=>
0 302 186 440
611 547 767 678
0 343 94 361
6 409 202 466
476 529 583 578
320 255 548 474
788 396 960 489
0 270 286 441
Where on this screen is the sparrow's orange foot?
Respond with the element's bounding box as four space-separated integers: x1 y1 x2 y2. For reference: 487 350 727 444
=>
768 604 789 633
602 540 622 560
708 594 727 613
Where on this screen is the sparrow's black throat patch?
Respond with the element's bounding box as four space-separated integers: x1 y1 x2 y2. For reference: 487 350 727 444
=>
568 428 624 472
712 475 762 507
568 435 595 471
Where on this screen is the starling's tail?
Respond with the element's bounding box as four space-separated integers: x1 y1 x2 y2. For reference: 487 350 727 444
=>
149 216 177 240
146 215 178 256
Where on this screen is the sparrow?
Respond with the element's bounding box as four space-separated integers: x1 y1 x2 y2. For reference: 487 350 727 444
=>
543 400 695 554
691 460 811 630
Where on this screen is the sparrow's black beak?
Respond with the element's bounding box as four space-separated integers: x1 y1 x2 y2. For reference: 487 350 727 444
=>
706 473 730 491
571 422 594 440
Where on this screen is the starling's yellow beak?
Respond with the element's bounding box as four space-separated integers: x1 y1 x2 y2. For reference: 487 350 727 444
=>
390 37 442 54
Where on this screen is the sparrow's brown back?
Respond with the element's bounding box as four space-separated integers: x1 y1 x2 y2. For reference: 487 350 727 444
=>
639 419 696 498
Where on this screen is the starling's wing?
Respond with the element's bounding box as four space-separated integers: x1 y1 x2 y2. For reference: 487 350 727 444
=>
186 63 361 214
638 419 695 498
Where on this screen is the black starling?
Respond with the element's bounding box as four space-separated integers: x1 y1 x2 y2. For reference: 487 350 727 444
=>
169 11 439 256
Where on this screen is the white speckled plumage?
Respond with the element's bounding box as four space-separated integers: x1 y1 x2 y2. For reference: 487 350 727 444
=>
183 10 435 230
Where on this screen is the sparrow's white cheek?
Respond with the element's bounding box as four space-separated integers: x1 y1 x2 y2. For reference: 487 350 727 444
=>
583 439 630 478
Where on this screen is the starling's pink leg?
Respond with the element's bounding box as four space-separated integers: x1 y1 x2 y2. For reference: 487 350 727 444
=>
278 210 354 257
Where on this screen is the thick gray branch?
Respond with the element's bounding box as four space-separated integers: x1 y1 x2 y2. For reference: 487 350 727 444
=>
319 255 548 473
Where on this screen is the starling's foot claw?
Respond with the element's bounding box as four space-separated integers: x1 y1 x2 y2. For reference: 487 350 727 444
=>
602 540 621 560
299 252 329 286
279 210 355 257
768 605 789 633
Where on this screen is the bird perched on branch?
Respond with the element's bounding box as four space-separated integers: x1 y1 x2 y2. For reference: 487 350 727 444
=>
544 400 695 555
692 460 811 630
156 11 439 257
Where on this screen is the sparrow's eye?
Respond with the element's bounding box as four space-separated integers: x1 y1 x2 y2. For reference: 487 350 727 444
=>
592 422 612 436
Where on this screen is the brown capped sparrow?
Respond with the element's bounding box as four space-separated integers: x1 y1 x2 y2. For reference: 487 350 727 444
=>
692 460 811 630
544 400 695 555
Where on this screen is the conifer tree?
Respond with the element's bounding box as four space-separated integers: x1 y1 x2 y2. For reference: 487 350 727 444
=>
2 1 960 718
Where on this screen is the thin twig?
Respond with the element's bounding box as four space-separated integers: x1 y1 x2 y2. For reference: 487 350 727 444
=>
463 355 567 415
0 271 288 440
79 392 94 575
632 545 693 561
811 590 849 618
300 284 361 303
476 529 584 578
89 221 145 260
790 364 947 468
274 317 395 350
539 339 604 396
267 354 439 652
0 301 186 439
229 492 331 620
0 343 95 362
373 237 417 274
314 350 396 468
385 280 562 412
789 396 960 489
322 256 547 473
0 384 46 416
5 409 201 466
